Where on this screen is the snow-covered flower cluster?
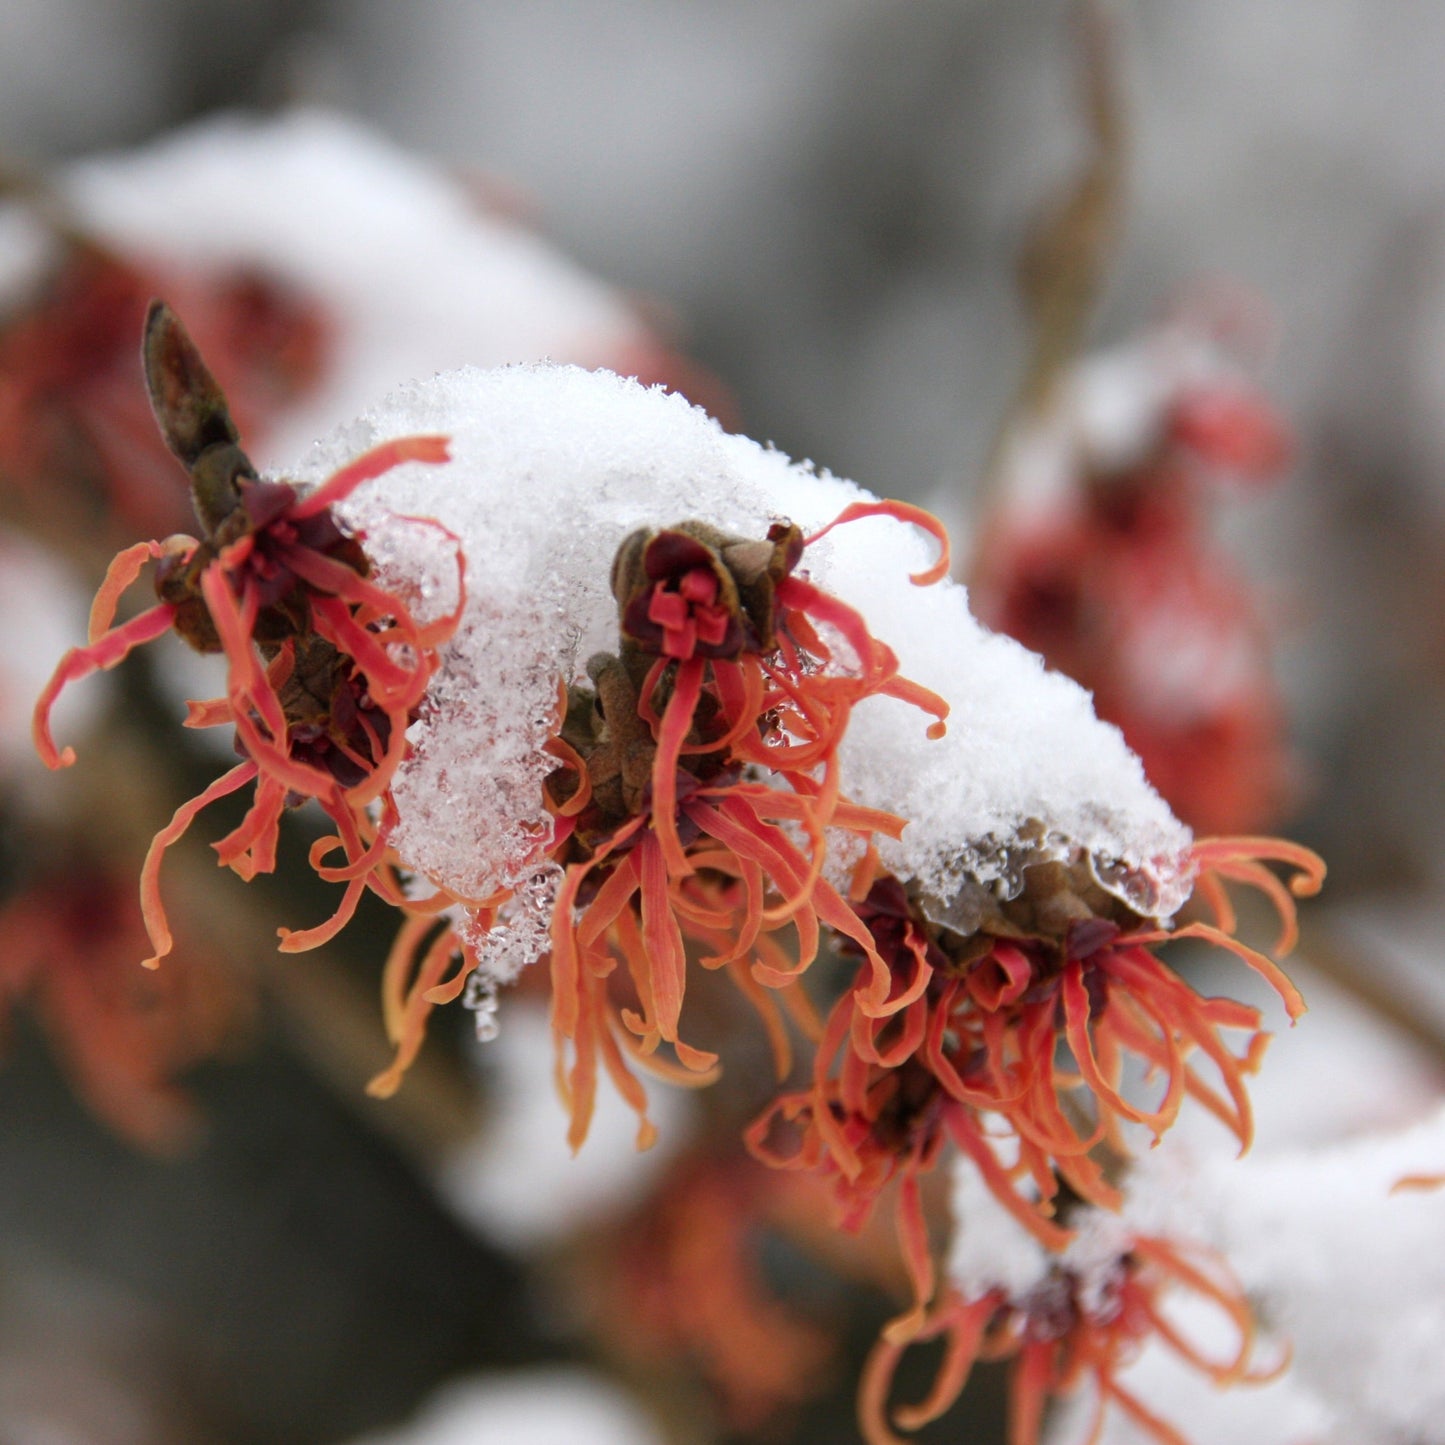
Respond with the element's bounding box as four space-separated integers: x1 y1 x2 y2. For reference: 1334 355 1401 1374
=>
35 304 1323 1442
0 108 725 1158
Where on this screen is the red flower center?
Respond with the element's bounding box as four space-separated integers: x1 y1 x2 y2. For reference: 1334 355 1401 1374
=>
647 564 732 659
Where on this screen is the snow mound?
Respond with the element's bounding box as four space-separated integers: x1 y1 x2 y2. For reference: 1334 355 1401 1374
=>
1129 1105 1445 1445
53 108 653 467
291 364 1190 980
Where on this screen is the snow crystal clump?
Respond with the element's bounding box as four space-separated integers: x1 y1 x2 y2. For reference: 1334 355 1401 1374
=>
290 364 1190 983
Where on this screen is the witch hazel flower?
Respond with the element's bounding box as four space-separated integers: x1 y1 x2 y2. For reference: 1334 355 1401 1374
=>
34 304 463 967
860 1160 1277 1445
594 1146 836 1431
745 834 1321 1341
34 344 1321 1441
541 501 948 1148
970 308 1298 837
0 861 239 1152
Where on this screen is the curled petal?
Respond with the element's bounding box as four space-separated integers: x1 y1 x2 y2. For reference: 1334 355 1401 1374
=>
277 796 397 952
34 603 178 768
804 499 952 587
88 539 172 643
140 761 259 967
1127 919 1306 1024
368 918 468 1098
290 435 451 519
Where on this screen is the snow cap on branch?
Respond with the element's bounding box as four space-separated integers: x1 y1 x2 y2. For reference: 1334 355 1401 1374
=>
41 109 664 466
292 363 1192 984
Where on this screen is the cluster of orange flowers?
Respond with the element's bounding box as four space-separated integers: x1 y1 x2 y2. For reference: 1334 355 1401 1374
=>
34 304 462 969
32 310 1324 1444
860 1229 1275 1445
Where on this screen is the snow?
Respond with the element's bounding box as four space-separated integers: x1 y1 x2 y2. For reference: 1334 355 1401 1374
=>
343 1370 663 1445
1125 1103 1445 1445
47 109 657 468
437 1001 691 1250
288 363 1191 985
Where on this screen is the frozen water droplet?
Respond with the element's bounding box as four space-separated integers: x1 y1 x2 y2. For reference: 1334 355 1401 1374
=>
463 971 501 1042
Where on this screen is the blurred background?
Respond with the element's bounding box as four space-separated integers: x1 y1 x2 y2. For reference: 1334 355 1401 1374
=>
1 1 1444 1442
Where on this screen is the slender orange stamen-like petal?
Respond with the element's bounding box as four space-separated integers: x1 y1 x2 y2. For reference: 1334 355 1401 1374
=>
946 1116 1073 1252
308 596 420 705
891 1297 993 1432
638 832 689 1045
1009 1339 1054 1445
277 798 398 952
1189 837 1325 952
1063 960 1181 1139
1098 1379 1192 1445
1130 1239 1256 1387
858 1334 913 1445
212 773 288 880
87 538 169 643
379 914 437 1042
551 815 646 1038
307 795 398 884
140 760 259 968
594 999 661 1151
650 656 704 878
183 696 232 729
883 1172 936 1343
803 500 952 587
1129 919 1306 1023
34 602 178 768
289 435 451 519
367 923 462 1098
277 877 368 953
